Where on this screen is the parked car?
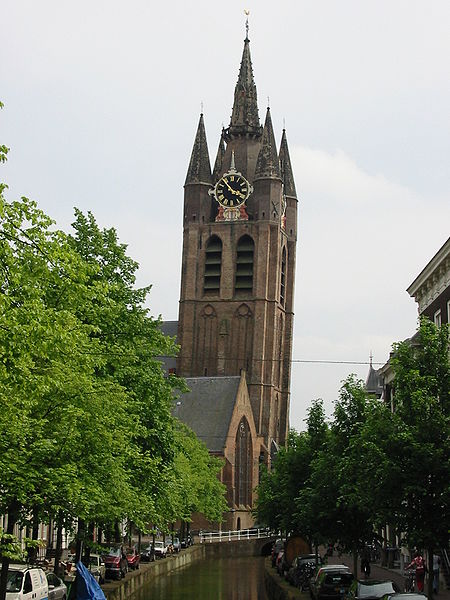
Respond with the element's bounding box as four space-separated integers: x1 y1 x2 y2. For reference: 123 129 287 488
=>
153 540 168 559
346 579 399 600
383 594 426 600
6 564 48 600
88 554 106 584
46 573 67 600
286 554 321 588
171 538 181 553
124 546 140 570
101 545 128 580
181 534 193 548
310 566 354 600
286 554 319 589
310 565 351 593
140 545 155 562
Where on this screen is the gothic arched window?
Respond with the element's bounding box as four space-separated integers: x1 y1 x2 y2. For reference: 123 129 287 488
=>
235 235 254 295
234 417 253 507
204 236 222 295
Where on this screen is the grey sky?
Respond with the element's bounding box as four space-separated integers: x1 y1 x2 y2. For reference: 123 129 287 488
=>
2 0 449 430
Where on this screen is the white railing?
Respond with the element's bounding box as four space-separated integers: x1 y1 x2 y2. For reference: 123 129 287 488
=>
199 528 274 543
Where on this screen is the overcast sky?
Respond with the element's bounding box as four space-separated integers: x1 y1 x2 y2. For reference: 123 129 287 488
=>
2 0 449 431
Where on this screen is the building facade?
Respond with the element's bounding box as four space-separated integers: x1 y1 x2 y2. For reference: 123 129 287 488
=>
407 236 450 327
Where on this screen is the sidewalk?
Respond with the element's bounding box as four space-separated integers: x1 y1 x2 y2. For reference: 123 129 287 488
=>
327 554 449 600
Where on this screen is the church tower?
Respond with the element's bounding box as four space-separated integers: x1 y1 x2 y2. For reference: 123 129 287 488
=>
177 31 298 456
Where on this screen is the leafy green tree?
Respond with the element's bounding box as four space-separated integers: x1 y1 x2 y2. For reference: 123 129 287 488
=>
171 421 228 525
255 401 329 540
355 318 449 598
68 210 183 532
0 195 137 600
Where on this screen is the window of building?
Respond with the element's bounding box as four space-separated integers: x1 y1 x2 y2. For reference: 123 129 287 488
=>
204 236 222 295
235 235 254 294
280 247 286 306
235 418 252 507
434 309 442 327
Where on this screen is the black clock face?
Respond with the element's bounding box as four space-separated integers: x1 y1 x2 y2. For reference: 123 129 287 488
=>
215 174 250 207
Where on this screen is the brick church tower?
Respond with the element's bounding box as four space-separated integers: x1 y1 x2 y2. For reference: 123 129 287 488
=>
176 32 297 461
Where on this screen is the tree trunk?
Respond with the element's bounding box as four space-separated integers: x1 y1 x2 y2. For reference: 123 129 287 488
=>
151 530 156 561
0 503 20 600
75 519 85 563
53 512 64 576
84 522 94 566
353 545 358 579
114 521 120 544
427 546 434 600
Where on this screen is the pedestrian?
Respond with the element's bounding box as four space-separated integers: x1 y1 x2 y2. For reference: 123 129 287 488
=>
361 547 371 579
406 551 427 593
433 554 440 594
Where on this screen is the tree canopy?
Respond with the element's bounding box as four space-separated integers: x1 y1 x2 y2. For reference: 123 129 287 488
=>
0 125 228 600
255 319 449 592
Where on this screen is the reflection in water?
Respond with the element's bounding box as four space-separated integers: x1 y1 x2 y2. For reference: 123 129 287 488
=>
135 556 269 600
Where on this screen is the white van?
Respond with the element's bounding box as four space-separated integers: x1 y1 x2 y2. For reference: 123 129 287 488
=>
6 564 48 600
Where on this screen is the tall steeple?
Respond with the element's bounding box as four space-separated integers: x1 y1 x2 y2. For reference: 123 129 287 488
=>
226 36 262 139
279 129 297 198
185 113 212 185
254 107 281 179
212 130 226 181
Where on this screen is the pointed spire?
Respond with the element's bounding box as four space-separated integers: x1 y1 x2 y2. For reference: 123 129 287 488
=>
279 129 297 197
254 108 281 179
227 37 261 138
212 129 226 182
185 113 212 185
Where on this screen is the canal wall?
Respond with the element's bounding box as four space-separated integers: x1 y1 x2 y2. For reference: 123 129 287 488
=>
102 546 205 600
264 558 304 600
102 541 293 600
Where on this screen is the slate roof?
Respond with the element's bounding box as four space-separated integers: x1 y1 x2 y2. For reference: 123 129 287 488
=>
172 376 241 453
279 129 297 198
157 320 178 373
227 37 262 139
212 130 226 182
365 365 383 398
185 113 212 185
254 108 281 179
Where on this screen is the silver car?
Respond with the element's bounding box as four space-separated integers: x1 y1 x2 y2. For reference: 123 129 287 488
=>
88 554 106 584
46 573 67 600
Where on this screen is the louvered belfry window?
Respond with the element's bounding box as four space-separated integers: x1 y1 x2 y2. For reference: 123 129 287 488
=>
235 235 254 294
204 236 222 295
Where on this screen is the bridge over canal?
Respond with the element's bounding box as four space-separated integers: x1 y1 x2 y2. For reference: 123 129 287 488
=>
198 528 277 557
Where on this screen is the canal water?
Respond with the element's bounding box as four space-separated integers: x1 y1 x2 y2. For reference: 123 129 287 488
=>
134 556 269 599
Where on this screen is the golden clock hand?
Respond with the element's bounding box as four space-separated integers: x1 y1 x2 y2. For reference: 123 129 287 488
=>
224 179 235 193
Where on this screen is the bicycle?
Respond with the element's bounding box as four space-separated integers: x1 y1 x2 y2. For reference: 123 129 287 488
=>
404 569 416 592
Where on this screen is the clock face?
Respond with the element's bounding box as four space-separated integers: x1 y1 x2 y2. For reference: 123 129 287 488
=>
215 173 250 207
